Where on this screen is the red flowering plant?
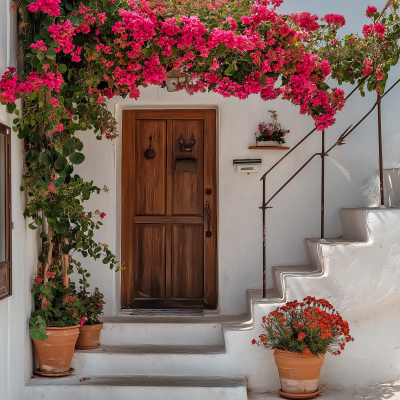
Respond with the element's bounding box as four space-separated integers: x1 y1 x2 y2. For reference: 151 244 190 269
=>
255 110 289 145
73 259 106 325
252 297 354 356
30 258 81 341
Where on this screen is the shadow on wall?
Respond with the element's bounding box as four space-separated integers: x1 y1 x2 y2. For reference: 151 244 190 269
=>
384 168 400 207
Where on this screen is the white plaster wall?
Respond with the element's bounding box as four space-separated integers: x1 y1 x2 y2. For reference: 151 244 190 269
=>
71 0 400 316
0 2 39 400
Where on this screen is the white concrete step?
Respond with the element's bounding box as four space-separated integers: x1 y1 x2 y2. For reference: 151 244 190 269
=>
25 375 248 400
100 315 225 346
71 344 241 376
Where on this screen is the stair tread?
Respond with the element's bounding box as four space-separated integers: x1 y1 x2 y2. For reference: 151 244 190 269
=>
75 344 225 354
105 314 248 324
27 374 246 387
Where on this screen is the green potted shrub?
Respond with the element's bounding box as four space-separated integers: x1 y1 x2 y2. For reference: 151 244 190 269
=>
74 262 106 350
30 247 81 377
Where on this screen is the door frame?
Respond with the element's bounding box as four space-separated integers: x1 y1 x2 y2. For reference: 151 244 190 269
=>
121 109 218 309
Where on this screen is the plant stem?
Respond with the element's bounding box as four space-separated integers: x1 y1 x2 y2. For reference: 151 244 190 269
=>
62 238 69 288
41 226 53 309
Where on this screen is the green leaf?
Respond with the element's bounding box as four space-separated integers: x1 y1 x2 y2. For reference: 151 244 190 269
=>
47 47 56 59
6 103 16 114
18 126 30 139
29 133 42 143
35 217 42 226
55 222 68 234
225 65 234 76
37 50 45 61
43 17 53 28
54 157 67 170
40 28 51 40
69 152 85 165
39 152 52 165
54 309 62 317
20 0 30 5
102 257 110 264
64 138 75 148
30 57 40 68
75 140 84 151
58 64 67 74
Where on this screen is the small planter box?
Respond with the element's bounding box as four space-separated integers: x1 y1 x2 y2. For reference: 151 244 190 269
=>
256 141 283 147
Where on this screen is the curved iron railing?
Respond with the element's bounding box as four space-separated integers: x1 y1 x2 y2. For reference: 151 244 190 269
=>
260 78 400 298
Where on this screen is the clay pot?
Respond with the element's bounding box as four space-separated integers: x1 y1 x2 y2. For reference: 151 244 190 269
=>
33 325 79 375
274 349 325 399
75 322 104 350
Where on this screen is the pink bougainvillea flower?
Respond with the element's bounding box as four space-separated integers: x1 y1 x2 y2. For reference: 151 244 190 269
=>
97 302 103 307
376 68 384 81
80 377 90 382
79 317 85 326
362 23 374 38
97 96 105 104
28 0 61 17
362 58 372 75
50 176 55 181
373 22 386 40
30 40 47 51
48 183 55 191
71 46 82 62
100 212 106 219
366 6 377 17
323 14 346 27
50 97 58 108
55 123 63 131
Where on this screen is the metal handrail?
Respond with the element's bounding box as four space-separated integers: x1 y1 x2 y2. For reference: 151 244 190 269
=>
260 77 368 181
260 77 400 298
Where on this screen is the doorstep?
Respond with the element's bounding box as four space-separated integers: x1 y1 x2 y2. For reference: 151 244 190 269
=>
247 381 400 400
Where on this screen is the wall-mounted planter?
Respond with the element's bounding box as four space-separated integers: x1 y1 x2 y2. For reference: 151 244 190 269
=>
256 141 283 147
249 146 290 150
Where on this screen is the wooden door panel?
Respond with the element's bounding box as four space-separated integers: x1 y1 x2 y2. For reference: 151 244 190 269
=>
171 224 204 298
122 110 217 309
134 224 166 298
135 120 167 215
172 120 204 216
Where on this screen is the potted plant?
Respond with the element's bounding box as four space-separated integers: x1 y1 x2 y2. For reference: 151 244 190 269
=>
252 296 354 399
30 241 81 377
74 262 105 350
255 110 289 147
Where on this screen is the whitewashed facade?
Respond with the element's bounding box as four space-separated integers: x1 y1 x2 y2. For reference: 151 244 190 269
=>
2 0 400 399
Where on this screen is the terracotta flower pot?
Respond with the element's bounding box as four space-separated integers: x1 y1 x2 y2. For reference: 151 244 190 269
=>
274 349 325 399
75 322 104 350
33 325 79 375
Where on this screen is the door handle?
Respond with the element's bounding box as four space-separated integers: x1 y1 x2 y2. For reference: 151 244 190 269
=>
205 201 212 238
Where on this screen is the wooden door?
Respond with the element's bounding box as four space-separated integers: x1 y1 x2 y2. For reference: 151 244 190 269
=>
121 110 217 309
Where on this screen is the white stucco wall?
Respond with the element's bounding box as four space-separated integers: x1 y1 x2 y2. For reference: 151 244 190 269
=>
72 0 400 316
0 2 39 400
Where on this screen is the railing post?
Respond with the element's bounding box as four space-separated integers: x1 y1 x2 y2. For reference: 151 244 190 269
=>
377 94 385 206
321 130 325 239
262 177 266 299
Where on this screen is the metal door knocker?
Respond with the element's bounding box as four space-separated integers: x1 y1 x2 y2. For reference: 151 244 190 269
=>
176 135 197 171
178 135 196 152
144 135 156 159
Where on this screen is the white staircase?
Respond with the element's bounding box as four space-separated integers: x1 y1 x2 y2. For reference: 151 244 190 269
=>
24 207 400 398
